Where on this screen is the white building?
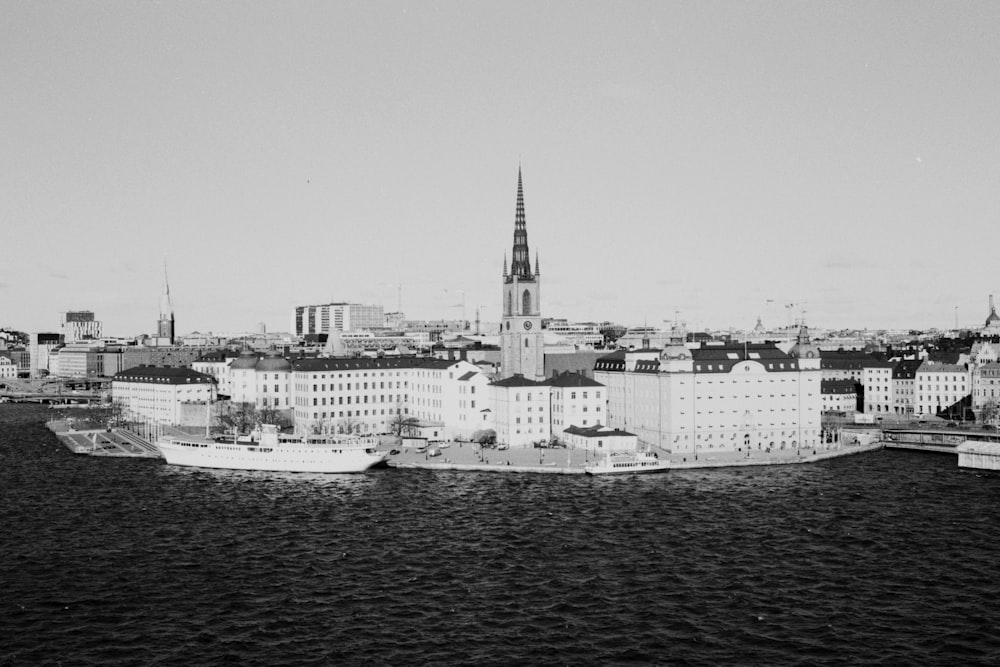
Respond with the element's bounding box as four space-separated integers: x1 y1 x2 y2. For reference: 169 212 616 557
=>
915 360 970 418
292 302 385 336
29 333 63 378
191 350 240 396
862 361 894 414
0 355 17 379
489 375 551 447
594 333 823 458
548 372 606 434
821 379 858 413
290 356 489 439
112 366 216 425
62 311 102 343
562 424 638 454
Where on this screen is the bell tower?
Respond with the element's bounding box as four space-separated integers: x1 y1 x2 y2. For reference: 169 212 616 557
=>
501 168 544 380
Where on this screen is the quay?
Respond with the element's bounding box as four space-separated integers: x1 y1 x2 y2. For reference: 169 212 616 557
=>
46 419 162 458
388 434 884 474
957 442 1000 471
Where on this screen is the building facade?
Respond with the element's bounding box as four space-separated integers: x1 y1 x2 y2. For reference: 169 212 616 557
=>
112 366 216 425
62 311 102 343
292 303 385 336
915 360 970 418
594 339 823 457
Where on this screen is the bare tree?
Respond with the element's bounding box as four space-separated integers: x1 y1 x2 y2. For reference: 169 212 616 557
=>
216 401 258 435
980 399 1000 426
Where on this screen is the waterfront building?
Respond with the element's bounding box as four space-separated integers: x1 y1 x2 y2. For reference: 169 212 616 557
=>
489 374 551 447
191 350 240 396
562 424 638 454
892 359 920 416
914 359 970 418
61 311 102 343
821 379 858 413
593 332 823 457
0 355 16 379
292 303 385 336
112 366 216 425
547 372 605 434
229 351 292 411
290 356 489 439
862 361 895 414
500 169 545 381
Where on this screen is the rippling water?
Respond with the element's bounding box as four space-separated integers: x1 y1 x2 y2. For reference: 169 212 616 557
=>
3 404 1000 665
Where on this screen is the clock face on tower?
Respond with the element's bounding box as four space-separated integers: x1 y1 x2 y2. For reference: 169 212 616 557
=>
523 321 533 330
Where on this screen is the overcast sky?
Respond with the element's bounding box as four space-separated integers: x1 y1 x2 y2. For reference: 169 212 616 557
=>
2 2 998 336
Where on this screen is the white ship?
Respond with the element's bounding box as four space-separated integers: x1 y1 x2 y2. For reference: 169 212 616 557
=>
584 450 671 475
156 425 388 473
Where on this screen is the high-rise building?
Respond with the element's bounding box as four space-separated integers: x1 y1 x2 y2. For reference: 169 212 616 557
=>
500 168 544 380
62 311 102 342
291 303 385 336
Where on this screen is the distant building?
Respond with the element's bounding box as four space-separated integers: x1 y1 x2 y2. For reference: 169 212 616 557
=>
29 333 63 378
292 303 385 336
62 311 102 343
155 265 175 346
983 295 1000 336
0 355 16 379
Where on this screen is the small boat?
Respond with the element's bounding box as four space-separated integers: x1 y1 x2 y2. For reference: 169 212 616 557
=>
584 450 670 475
156 424 387 473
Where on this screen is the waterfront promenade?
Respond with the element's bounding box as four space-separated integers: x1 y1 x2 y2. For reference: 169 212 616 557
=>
388 437 884 474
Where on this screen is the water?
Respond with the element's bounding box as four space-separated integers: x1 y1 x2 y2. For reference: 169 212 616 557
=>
3 403 1000 665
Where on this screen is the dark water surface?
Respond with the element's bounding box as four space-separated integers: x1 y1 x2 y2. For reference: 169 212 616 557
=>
3 404 1000 666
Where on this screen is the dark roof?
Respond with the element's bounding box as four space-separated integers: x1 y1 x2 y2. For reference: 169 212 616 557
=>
893 359 921 379
291 357 458 373
544 372 603 388
490 374 546 388
690 344 800 373
563 424 636 438
457 371 478 381
114 366 214 384
820 351 880 371
821 379 858 394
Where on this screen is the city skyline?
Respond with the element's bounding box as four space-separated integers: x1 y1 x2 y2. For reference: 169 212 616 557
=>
3 3 999 335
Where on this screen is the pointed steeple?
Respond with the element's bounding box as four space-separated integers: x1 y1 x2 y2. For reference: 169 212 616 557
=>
160 260 173 319
509 167 533 280
535 252 540 276
503 253 508 278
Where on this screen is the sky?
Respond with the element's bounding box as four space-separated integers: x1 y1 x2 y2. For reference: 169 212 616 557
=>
2 1 999 336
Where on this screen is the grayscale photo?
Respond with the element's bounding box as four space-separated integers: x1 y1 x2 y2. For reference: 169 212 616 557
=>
2 2 999 665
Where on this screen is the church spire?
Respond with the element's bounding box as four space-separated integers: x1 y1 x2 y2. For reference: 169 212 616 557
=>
535 252 540 276
509 167 533 280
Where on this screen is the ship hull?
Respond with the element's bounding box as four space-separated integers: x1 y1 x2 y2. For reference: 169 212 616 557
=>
156 439 387 473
